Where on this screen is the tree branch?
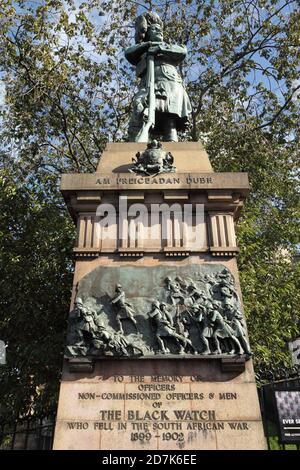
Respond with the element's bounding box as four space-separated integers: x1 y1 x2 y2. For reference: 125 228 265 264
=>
254 85 300 130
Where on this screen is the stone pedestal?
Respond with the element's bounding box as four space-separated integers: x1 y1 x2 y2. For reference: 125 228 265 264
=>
53 142 266 450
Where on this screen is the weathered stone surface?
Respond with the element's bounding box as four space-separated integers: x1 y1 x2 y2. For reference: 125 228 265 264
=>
61 171 249 192
190 382 262 421
96 142 213 173
53 420 100 450
215 421 266 450
53 361 266 450
55 382 126 421
54 140 265 450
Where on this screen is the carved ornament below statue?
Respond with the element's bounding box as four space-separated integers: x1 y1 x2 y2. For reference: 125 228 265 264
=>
129 140 176 175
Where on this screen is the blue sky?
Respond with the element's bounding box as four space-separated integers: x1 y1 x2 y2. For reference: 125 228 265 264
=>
1 1 299 120
0 80 5 106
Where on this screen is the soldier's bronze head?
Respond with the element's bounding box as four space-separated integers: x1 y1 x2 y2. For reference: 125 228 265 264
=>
135 12 163 43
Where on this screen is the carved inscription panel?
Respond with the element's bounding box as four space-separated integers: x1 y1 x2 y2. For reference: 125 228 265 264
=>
53 373 265 450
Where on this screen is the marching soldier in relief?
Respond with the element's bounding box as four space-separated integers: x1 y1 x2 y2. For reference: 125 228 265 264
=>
148 300 193 355
111 284 138 334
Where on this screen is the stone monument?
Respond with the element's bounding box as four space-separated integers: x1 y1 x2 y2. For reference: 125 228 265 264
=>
53 12 266 450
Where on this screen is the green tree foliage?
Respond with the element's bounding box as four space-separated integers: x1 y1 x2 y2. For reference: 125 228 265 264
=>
0 0 299 422
0 168 74 422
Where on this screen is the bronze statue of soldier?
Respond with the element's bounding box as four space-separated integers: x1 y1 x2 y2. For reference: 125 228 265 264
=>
125 12 191 142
